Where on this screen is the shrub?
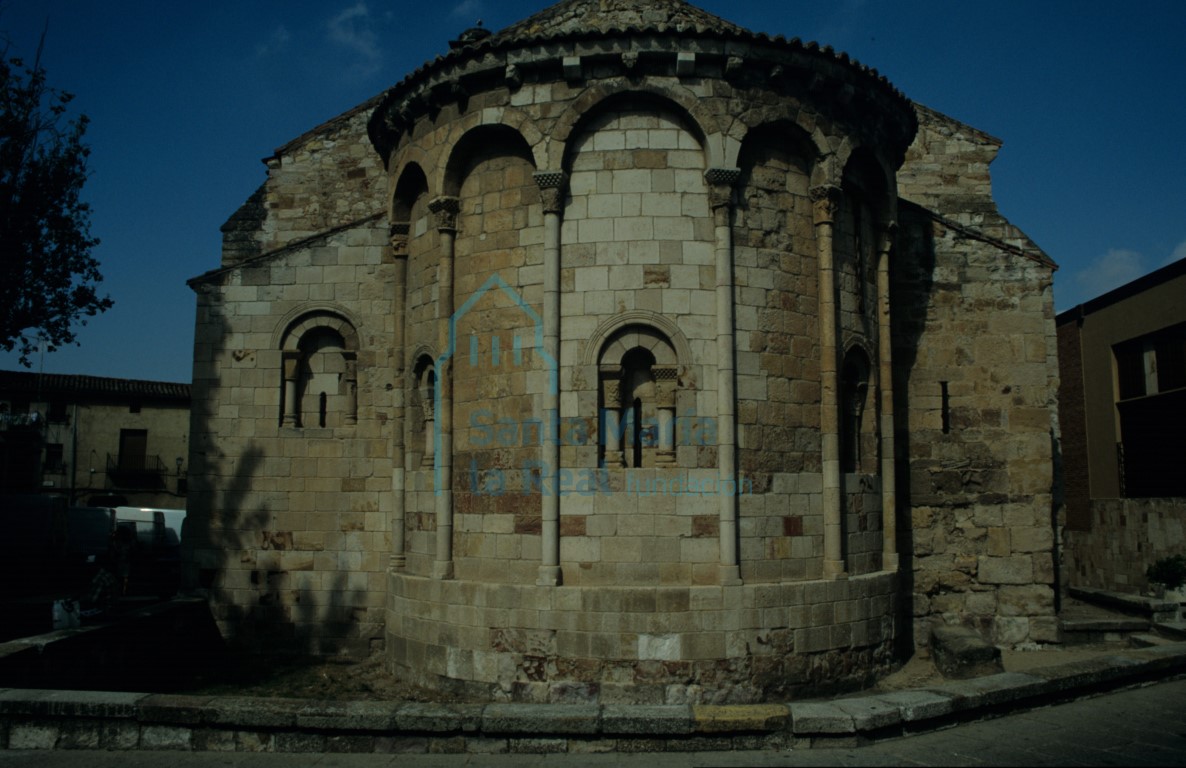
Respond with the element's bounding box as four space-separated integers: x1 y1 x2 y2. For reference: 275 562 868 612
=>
1146 555 1186 591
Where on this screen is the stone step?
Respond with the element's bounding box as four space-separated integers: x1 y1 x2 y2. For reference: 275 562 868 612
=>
1130 633 1173 648
1068 586 1180 622
1154 620 1186 641
1060 617 1149 646
930 624 1003 679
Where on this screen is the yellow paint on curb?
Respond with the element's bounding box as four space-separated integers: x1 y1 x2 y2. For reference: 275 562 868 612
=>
692 704 790 733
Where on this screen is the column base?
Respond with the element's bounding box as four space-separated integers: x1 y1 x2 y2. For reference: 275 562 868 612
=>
882 552 900 572
432 560 454 580
823 559 849 580
388 554 407 571
537 565 562 586
719 565 743 586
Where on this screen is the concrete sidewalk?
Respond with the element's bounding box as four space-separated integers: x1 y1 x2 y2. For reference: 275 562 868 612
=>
1 641 1185 757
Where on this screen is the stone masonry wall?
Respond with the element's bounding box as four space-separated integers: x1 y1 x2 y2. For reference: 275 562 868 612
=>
388 572 897 704
893 104 1059 647
1065 498 1186 594
220 103 387 267
190 116 397 658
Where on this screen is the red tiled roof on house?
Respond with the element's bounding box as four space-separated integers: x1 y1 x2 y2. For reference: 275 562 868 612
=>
0 370 190 403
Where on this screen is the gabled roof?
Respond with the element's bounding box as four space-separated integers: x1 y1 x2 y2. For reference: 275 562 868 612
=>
0 370 191 403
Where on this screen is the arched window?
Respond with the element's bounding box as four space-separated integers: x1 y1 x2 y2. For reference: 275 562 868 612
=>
840 347 872 473
412 355 436 467
278 311 359 428
598 326 679 468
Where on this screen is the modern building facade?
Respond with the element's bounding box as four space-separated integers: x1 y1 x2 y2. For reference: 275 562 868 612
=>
188 0 1061 702
1058 257 1186 593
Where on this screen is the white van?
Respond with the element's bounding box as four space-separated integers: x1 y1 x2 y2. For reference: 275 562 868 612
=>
113 507 185 550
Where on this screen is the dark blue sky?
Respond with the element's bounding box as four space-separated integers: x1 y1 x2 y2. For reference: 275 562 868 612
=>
3 0 1184 383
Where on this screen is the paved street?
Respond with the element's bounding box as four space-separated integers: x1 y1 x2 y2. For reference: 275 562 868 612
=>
3 678 1185 766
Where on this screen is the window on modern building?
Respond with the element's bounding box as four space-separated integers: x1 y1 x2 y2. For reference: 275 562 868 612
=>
44 443 65 473
1114 321 1186 400
47 400 68 423
1114 339 1147 400
1114 320 1186 497
1156 327 1186 392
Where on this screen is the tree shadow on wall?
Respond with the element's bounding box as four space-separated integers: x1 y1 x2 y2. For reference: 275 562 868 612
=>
185 280 368 689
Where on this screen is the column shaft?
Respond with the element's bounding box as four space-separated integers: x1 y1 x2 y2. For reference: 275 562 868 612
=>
429 197 458 580
390 224 408 570
877 225 899 572
535 172 566 586
813 185 847 580
707 168 742 586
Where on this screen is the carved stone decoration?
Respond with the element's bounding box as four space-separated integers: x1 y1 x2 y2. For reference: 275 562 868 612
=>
704 167 741 210
653 366 678 408
563 55 582 82
389 221 411 256
810 185 843 225
428 196 460 232
878 220 899 255
533 171 569 214
505 63 522 90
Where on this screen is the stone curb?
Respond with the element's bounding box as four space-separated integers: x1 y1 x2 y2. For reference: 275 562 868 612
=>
1 642 1184 752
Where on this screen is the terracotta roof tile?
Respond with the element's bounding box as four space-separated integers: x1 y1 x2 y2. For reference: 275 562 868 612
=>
0 370 191 402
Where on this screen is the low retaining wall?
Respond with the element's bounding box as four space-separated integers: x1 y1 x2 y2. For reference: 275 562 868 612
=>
388 571 899 704
1065 498 1186 594
0 598 224 692
4 643 1186 754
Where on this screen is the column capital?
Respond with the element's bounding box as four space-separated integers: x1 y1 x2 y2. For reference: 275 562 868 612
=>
533 170 569 214
877 220 899 254
389 221 411 256
704 167 741 210
282 350 301 381
810 185 843 225
428 196 460 232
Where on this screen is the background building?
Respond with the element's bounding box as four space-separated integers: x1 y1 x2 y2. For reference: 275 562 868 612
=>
1058 257 1186 594
188 0 1060 702
0 370 191 508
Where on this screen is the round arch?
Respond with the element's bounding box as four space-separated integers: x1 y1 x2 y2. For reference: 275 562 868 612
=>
842 144 897 225
547 84 723 171
390 157 431 221
581 311 694 372
732 107 834 170
428 107 543 194
274 304 361 352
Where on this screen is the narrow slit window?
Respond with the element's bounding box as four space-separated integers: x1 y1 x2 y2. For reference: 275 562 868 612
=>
940 381 950 434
